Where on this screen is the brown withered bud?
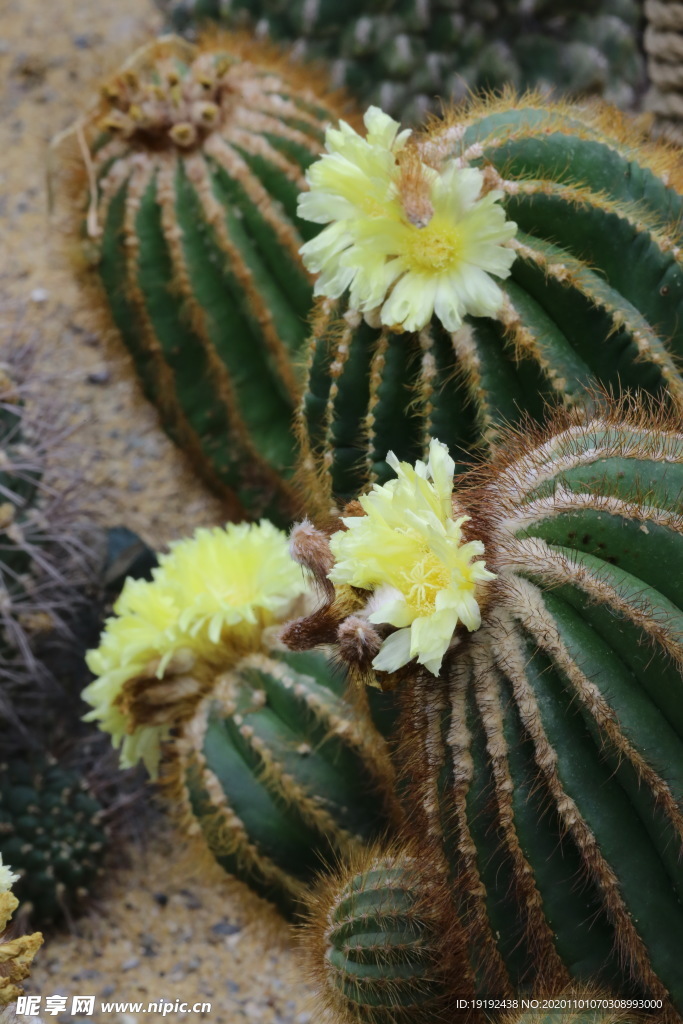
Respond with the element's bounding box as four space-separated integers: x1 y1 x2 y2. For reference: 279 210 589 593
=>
114 649 212 729
336 616 381 673
289 518 335 599
397 145 435 228
340 499 365 520
279 604 341 651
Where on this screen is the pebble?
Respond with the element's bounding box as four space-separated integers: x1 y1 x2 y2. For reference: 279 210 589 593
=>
210 919 241 937
30 287 49 303
86 367 111 385
121 957 140 971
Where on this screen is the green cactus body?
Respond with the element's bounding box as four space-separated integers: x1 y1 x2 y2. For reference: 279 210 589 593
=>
56 35 348 524
169 648 398 916
297 98 683 517
0 758 107 925
157 0 644 120
308 847 464 1024
285 406 683 1014
385 413 683 1012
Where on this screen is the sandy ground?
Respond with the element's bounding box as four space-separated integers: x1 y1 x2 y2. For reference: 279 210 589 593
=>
1 0 316 1020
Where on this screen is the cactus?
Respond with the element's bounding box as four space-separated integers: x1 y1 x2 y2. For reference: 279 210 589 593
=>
53 35 353 524
644 0 683 146
0 355 86 733
284 401 683 1013
295 95 683 517
167 647 399 916
0 757 107 926
0 856 42 1007
303 842 464 1024
156 0 644 121
84 519 399 913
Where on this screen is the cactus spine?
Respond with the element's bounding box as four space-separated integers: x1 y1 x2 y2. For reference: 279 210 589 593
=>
157 1 644 120
286 403 683 1015
0 356 85 731
168 647 399 916
297 95 683 515
55 35 352 523
0 758 107 926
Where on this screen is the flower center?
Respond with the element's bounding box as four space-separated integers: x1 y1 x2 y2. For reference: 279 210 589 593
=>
402 216 462 274
397 549 450 616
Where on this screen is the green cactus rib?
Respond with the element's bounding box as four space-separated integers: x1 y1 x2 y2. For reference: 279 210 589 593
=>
0 758 107 925
308 848 464 1024
297 99 683 517
394 414 683 1014
61 36 345 524
170 648 397 916
157 0 644 121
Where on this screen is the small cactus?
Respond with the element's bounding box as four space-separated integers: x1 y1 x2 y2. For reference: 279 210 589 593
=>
645 0 683 146
295 95 683 516
284 400 683 1012
53 34 354 524
0 758 107 926
0 354 87 734
303 843 464 1024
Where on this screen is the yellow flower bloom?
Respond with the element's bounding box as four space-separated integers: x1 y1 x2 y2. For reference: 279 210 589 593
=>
0 857 18 895
83 521 308 775
329 440 495 676
298 106 517 333
0 858 43 1008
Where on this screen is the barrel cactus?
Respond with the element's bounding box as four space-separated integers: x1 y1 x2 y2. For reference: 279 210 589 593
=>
84 519 398 914
0 758 107 926
304 843 464 1024
295 96 683 517
284 402 683 1014
157 0 644 121
54 34 353 524
0 856 43 1006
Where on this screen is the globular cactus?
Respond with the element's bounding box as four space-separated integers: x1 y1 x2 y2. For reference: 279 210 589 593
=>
0 758 106 926
284 402 683 1015
156 0 644 121
303 842 464 1024
168 648 399 916
645 0 683 146
84 519 398 914
53 35 353 524
295 95 683 517
0 856 43 1007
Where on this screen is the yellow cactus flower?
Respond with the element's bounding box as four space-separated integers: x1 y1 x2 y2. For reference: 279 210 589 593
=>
0 857 17 895
329 440 496 676
83 521 308 775
0 856 43 1008
298 106 517 333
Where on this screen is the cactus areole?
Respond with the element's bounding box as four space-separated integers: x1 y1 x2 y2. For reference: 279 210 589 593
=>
284 405 683 1016
57 35 352 524
296 95 683 517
